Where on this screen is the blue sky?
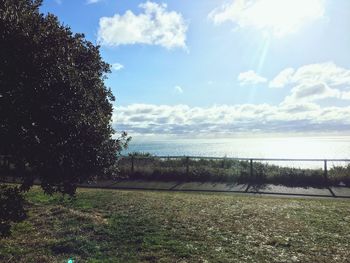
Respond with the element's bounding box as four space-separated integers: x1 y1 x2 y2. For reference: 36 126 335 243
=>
41 0 350 137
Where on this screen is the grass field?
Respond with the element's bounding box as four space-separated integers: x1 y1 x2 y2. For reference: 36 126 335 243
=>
1 188 350 262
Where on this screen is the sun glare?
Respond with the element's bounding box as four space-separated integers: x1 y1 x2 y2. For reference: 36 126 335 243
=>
241 0 325 37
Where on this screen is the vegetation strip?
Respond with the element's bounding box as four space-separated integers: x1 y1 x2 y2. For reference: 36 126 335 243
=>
119 154 350 188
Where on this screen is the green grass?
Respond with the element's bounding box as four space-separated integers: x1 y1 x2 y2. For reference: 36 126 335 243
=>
1 188 350 262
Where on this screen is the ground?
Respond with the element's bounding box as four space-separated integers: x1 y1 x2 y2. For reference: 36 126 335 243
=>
0 188 350 262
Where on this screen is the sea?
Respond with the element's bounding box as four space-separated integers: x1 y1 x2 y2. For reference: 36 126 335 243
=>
124 136 350 168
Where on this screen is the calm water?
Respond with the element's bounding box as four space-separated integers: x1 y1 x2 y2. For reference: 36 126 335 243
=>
125 136 350 161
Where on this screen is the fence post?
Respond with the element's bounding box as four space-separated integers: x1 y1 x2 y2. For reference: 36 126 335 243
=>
186 156 190 177
250 159 253 178
324 159 328 183
4 156 9 171
131 155 134 174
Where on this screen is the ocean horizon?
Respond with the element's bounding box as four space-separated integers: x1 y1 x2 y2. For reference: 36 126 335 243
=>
124 135 350 160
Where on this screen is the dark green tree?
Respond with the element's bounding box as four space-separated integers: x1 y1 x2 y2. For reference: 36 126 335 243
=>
0 0 129 234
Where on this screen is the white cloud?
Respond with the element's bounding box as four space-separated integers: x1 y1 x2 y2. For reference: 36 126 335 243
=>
174 85 183 94
238 70 267 85
112 63 124 71
97 2 188 49
112 62 350 136
269 68 295 88
341 91 350 100
292 62 350 86
113 103 350 135
270 62 350 103
209 0 325 37
86 0 102 4
284 82 343 104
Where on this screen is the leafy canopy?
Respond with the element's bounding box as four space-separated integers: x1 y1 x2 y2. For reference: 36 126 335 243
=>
0 0 129 196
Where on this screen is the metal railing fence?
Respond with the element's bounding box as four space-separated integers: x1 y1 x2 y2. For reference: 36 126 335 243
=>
117 155 350 186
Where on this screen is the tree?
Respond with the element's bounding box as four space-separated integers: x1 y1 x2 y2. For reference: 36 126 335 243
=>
0 0 129 234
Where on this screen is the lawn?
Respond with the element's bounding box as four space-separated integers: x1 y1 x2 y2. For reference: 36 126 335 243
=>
1 188 350 262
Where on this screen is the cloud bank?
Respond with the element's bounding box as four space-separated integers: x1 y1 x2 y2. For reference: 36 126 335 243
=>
114 62 350 136
113 103 350 136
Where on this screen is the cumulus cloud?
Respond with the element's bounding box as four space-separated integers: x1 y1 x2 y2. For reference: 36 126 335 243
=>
238 70 267 85
269 62 350 103
284 83 343 104
292 62 350 86
208 0 325 37
97 2 188 49
342 91 350 100
174 85 183 94
112 62 350 136
269 68 295 88
112 63 124 71
113 103 350 135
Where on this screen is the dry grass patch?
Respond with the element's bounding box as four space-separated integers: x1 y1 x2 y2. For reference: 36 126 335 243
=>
0 188 349 262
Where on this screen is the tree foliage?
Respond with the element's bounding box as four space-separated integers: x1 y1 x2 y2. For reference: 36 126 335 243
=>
0 0 129 196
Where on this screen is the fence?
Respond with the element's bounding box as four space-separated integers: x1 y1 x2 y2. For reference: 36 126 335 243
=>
118 155 350 187
1 155 350 187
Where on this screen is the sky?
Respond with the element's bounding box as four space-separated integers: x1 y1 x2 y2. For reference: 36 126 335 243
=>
41 0 350 138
